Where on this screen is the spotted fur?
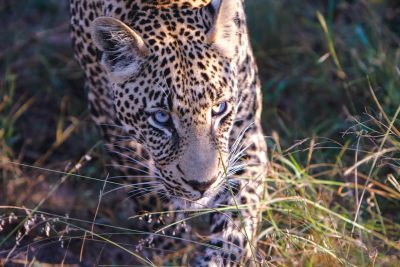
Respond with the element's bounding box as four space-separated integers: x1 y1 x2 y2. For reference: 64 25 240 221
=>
70 0 267 265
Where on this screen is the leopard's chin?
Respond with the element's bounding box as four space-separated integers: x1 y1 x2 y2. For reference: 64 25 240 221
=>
189 195 213 209
170 191 217 210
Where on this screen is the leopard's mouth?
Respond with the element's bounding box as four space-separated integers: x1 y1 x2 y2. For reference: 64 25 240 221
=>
163 186 212 202
158 182 219 207
157 170 223 197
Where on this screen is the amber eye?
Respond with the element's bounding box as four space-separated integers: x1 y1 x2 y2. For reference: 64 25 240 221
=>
212 101 228 117
153 110 171 126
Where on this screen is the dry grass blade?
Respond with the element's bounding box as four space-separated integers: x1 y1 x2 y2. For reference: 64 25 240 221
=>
388 174 400 193
316 11 346 79
34 116 82 166
368 78 400 137
344 147 397 176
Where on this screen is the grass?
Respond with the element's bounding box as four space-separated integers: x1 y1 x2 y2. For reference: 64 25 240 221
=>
1 0 399 266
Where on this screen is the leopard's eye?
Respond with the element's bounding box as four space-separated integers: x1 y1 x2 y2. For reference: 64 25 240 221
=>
212 101 228 117
153 110 171 125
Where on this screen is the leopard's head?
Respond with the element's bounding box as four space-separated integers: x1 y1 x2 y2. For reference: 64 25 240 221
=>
92 0 244 206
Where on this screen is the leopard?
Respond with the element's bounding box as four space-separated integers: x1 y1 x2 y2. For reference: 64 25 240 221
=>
69 0 268 266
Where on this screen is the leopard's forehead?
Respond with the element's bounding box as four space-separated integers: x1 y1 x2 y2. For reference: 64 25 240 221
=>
112 2 237 119
138 0 210 8
125 2 214 40
119 48 235 121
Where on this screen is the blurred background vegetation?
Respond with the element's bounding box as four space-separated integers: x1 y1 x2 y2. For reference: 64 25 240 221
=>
1 0 399 266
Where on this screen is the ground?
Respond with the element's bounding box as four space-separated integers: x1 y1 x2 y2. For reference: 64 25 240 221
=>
0 0 399 266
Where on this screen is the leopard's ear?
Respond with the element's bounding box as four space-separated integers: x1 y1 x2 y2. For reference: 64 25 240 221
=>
207 0 242 58
92 17 148 79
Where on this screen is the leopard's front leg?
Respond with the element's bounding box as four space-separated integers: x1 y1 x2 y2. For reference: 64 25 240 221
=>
194 127 268 267
193 178 264 267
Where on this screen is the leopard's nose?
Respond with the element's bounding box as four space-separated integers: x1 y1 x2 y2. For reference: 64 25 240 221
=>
186 176 217 195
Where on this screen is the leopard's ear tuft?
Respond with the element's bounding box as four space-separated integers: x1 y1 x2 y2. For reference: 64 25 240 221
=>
92 17 148 79
207 0 242 59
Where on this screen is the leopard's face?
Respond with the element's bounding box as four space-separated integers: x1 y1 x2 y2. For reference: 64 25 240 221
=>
116 63 237 203
92 2 242 205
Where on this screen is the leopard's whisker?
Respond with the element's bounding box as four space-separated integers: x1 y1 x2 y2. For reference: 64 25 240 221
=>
106 150 161 176
112 144 150 162
103 182 160 195
106 148 152 168
108 175 160 180
106 164 154 176
109 145 160 174
229 122 254 155
127 185 162 199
